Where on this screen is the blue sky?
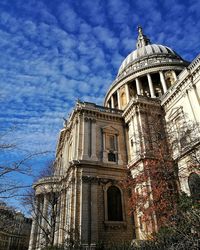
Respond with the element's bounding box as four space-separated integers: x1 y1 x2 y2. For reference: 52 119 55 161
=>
0 0 200 209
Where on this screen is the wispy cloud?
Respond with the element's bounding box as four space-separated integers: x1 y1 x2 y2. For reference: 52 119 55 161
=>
0 0 199 186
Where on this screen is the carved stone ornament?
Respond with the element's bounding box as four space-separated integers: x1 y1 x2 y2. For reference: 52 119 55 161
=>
82 176 99 183
82 176 119 185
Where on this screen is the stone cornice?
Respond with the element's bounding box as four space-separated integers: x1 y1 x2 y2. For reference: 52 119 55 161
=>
33 176 62 190
122 95 161 121
173 140 200 162
161 54 200 109
82 175 123 185
68 159 127 171
127 154 174 170
66 101 123 125
56 102 123 156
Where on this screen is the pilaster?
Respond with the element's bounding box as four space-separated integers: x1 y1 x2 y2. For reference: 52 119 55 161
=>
81 116 89 160
91 119 98 161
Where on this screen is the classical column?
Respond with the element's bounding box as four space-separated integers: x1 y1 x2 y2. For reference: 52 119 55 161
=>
40 195 48 246
133 116 138 155
135 78 141 95
58 190 66 245
72 171 77 232
36 197 43 249
91 181 98 243
116 134 123 165
125 84 130 103
136 111 146 154
117 90 121 109
147 74 155 97
54 194 61 245
91 119 98 161
76 116 80 159
65 189 71 233
77 114 83 159
72 121 77 160
28 197 39 250
81 178 90 244
81 116 89 160
111 96 114 109
159 71 167 93
102 131 107 163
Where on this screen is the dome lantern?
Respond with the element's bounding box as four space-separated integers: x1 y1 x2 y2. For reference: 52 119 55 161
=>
136 26 151 49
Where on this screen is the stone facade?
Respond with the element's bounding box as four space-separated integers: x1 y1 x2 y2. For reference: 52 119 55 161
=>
0 202 32 250
29 27 200 249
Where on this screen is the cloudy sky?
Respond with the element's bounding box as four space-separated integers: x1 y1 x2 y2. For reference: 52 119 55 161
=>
0 0 200 207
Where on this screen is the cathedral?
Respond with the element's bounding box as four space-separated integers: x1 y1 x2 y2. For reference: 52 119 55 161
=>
28 27 200 249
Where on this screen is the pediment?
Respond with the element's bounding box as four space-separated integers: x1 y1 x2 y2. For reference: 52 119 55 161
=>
102 125 119 135
168 106 183 120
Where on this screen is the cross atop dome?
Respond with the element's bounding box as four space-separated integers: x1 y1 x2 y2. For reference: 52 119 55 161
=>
136 26 151 49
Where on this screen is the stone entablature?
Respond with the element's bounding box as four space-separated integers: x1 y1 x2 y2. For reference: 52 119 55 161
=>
161 54 200 110
34 176 61 186
34 176 62 196
122 95 161 121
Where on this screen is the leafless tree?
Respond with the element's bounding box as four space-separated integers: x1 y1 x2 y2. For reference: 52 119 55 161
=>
0 127 50 199
125 109 200 248
23 162 71 249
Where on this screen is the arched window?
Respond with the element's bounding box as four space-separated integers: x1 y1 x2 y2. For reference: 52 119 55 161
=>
188 173 200 200
107 186 123 221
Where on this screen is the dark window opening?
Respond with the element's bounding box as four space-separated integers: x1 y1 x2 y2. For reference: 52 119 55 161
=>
107 186 123 221
108 151 116 162
131 139 134 147
188 173 200 201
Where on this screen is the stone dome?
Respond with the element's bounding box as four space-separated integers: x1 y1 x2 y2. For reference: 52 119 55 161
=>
104 27 189 109
118 44 182 76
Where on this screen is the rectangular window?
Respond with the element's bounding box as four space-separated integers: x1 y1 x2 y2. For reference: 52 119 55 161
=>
108 152 116 162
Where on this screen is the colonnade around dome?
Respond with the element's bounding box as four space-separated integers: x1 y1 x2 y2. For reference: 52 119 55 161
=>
105 69 178 110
